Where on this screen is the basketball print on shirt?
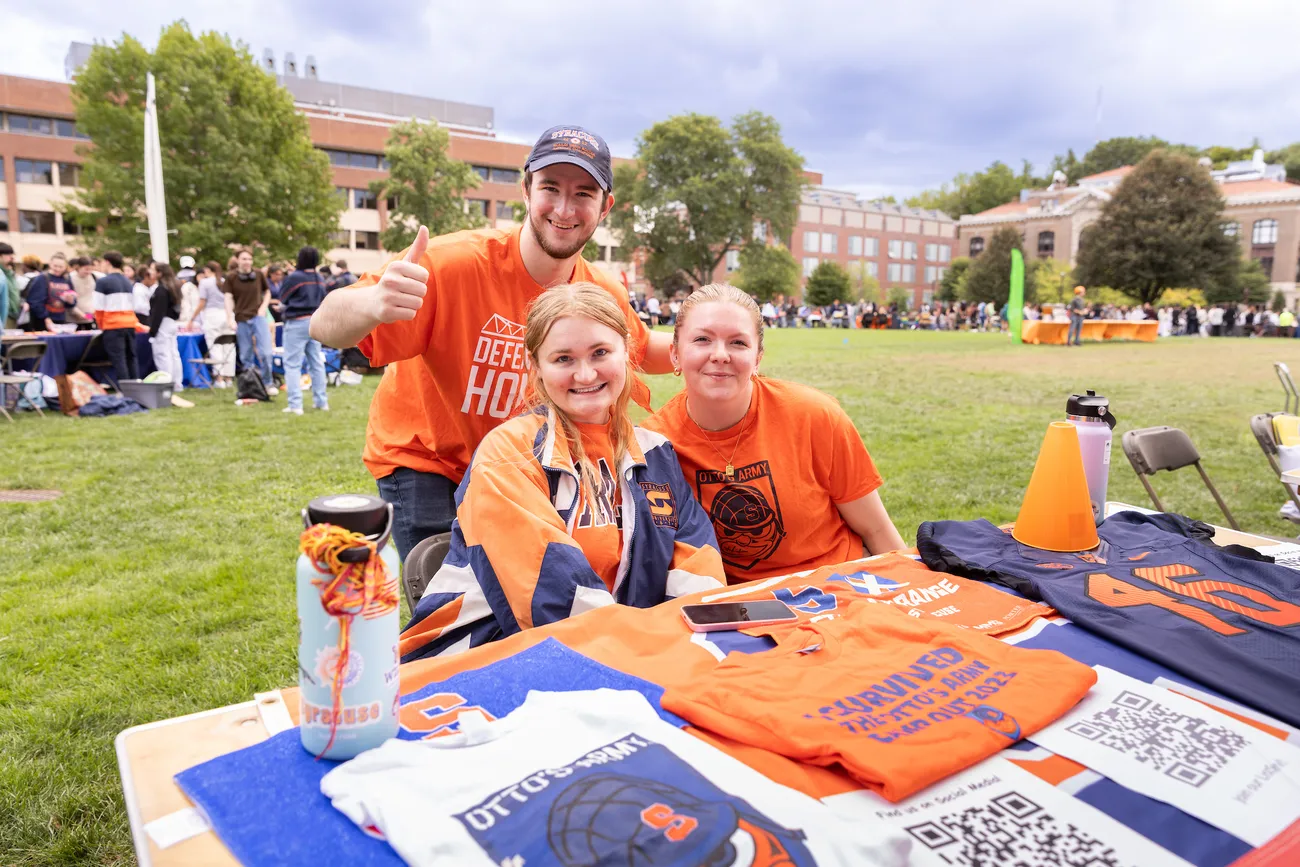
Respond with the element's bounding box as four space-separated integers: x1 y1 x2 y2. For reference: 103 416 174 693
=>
461 313 530 419
697 461 786 571
457 736 817 867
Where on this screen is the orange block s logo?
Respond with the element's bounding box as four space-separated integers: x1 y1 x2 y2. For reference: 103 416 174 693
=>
639 482 678 529
640 803 698 842
400 692 496 739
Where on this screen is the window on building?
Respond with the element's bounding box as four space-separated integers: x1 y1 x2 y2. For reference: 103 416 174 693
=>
864 237 879 257
803 257 818 277
56 162 82 187
8 113 53 135
726 249 740 272
1256 255 1274 277
1223 221 1240 237
925 243 938 261
353 152 382 170
489 167 520 184
60 213 83 235
939 244 950 262
821 232 837 254
888 239 902 259
335 186 352 207
466 199 489 217
353 189 379 209
922 289 935 305
803 230 819 253
0 210 7 232
386 196 398 211
356 231 381 250
902 264 916 282
1253 219 1278 245
328 230 351 248
1037 231 1055 257
19 210 56 233
903 241 917 260
14 159 53 185
969 236 985 257
848 236 862 256
320 148 384 169
472 165 491 181
753 221 767 242
0 158 4 181
866 261 879 278
494 201 514 221
924 266 937 284
887 263 902 282
937 267 947 282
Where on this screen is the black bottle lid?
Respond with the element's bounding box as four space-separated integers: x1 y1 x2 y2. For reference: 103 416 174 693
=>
303 495 393 561
1067 390 1117 429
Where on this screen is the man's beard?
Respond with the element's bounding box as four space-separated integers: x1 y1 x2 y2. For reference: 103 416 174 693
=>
528 208 593 260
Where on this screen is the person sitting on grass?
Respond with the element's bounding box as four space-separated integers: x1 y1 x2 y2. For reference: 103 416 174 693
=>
642 283 906 585
399 282 725 661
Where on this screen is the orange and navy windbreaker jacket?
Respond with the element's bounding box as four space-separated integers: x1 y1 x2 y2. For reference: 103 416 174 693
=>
91 272 140 330
400 406 726 661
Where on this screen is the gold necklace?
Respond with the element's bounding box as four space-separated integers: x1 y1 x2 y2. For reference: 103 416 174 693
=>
687 398 753 481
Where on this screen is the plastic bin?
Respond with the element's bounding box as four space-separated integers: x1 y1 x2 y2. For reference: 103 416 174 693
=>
118 379 173 409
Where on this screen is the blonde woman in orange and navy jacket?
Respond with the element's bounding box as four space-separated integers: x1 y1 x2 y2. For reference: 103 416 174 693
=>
400 282 725 661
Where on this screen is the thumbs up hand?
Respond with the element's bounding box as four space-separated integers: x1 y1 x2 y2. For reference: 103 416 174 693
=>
370 225 430 323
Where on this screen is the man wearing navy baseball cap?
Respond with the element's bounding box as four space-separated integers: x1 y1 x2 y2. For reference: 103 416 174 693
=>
311 124 672 561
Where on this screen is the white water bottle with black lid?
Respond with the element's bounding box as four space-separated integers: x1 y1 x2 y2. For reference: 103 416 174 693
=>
1066 391 1117 525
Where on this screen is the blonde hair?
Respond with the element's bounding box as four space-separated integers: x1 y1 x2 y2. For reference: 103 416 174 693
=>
525 282 639 496
672 283 765 354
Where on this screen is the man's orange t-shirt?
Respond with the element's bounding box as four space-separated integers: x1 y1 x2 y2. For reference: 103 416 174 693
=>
356 227 648 483
643 376 882 583
662 603 1097 802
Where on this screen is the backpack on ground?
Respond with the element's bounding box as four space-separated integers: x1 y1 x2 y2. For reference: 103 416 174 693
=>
236 368 271 402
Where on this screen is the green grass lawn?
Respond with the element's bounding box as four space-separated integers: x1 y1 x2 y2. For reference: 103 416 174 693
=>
2 329 1297 864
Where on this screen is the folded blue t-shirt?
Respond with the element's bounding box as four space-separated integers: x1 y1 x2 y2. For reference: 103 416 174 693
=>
175 638 685 866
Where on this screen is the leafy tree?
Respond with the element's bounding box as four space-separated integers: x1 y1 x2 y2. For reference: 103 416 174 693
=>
962 226 1035 304
906 160 1040 218
937 257 970 301
609 112 804 289
370 119 484 251
852 271 882 305
1076 136 1176 179
1272 289 1288 314
1264 143 1300 183
803 261 850 307
1201 144 1253 169
1075 150 1238 305
1031 260 1074 305
1203 257 1273 305
63 23 341 265
887 286 913 309
1049 149 1082 184
582 238 601 262
1156 288 1207 308
733 242 798 302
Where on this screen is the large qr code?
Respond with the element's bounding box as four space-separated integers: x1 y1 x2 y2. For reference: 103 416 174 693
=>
906 791 1124 866
1064 690 1247 787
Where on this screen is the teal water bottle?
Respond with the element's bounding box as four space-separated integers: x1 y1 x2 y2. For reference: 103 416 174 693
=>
297 494 402 759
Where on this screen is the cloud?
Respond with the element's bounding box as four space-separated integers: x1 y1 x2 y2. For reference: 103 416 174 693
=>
6 0 1300 200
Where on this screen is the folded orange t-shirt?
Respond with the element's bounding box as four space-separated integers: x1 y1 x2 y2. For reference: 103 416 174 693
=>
663 603 1097 802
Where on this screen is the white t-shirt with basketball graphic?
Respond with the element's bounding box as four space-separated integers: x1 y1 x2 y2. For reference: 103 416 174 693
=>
321 689 912 867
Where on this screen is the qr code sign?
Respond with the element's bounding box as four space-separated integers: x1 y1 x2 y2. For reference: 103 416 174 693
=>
1064 690 1247 787
905 791 1124 866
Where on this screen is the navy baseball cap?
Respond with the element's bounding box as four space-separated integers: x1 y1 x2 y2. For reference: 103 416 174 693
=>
525 125 613 192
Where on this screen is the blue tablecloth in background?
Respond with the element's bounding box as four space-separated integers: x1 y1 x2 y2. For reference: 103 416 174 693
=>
8 331 209 388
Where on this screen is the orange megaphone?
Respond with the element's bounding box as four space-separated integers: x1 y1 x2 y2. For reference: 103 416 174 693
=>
1012 421 1100 552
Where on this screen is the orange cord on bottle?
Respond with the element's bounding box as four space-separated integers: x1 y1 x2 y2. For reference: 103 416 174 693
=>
299 523 397 757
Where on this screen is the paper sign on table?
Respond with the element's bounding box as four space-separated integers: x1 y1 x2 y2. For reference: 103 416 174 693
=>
825 756 1189 866
1029 666 1300 847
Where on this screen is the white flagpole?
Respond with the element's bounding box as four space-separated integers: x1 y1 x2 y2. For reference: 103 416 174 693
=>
144 72 169 263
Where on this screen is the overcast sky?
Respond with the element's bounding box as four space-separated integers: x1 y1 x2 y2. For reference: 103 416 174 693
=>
5 0 1300 200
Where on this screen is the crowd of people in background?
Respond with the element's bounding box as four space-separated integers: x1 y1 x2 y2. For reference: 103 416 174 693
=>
0 241 361 408
622 286 1299 339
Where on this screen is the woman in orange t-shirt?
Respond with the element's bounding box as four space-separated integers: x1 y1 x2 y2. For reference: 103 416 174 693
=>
643 284 905 584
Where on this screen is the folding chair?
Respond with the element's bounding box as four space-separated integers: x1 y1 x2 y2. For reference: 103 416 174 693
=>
0 341 49 419
1252 413 1300 526
67 333 118 389
322 348 343 387
187 333 236 386
401 532 453 612
1277 362 1298 416
1121 425 1240 530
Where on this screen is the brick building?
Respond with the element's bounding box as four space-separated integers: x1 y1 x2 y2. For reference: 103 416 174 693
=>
782 186 957 308
0 43 630 277
957 152 1300 307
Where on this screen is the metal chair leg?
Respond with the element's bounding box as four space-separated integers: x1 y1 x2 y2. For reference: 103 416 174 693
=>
1196 462 1240 530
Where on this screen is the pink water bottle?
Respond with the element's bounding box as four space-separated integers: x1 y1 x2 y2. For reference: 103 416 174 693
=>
1067 391 1117 525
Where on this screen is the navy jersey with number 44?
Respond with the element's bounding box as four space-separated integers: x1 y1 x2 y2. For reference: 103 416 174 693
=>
917 511 1300 729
